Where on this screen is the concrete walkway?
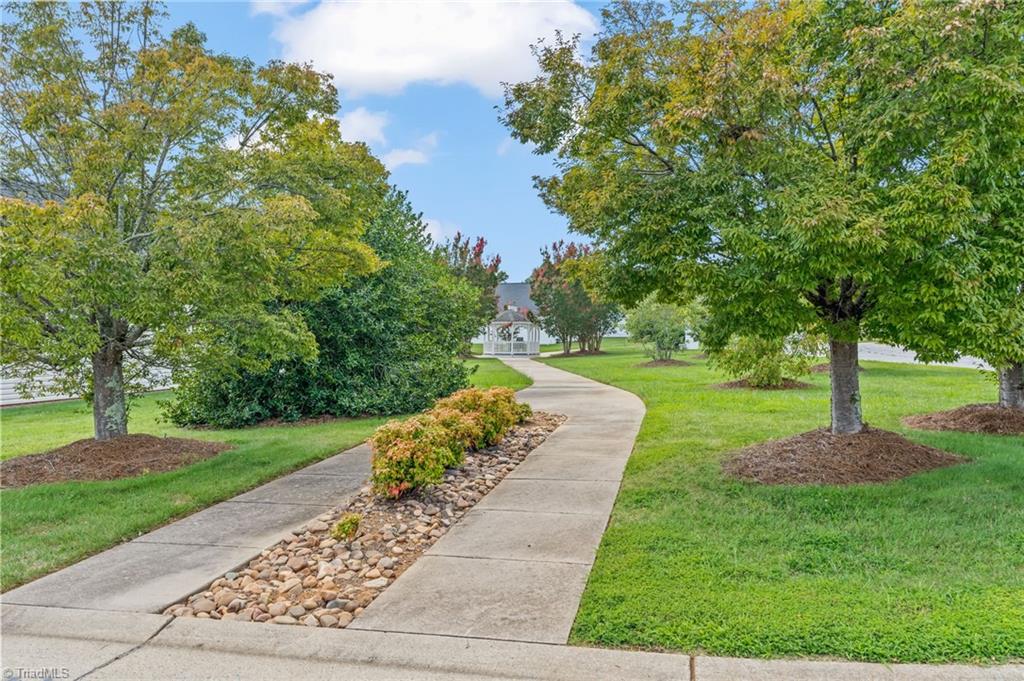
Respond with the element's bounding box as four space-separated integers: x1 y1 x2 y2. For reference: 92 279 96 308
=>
3 444 372 613
350 357 645 643
3 358 1020 679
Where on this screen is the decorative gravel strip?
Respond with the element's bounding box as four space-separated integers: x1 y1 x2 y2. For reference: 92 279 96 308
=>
164 412 565 628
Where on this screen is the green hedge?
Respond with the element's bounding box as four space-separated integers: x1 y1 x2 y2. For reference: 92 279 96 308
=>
166 190 482 428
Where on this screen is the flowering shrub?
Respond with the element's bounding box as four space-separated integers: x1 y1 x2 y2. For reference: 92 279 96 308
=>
434 387 531 447
370 387 531 498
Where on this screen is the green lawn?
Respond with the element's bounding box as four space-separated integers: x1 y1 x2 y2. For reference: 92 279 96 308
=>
0 358 527 590
543 344 1023 664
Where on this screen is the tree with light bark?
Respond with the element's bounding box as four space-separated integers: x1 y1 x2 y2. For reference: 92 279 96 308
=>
1 1 386 440
502 0 1024 433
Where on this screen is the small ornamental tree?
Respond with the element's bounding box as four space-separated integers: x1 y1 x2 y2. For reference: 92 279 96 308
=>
708 334 825 389
435 232 508 344
0 2 384 439
626 295 695 361
529 242 620 354
502 0 1024 433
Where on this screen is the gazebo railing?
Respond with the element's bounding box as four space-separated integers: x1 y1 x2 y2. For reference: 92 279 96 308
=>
483 339 540 356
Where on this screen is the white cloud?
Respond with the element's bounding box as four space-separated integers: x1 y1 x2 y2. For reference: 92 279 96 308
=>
338 107 389 146
250 1 306 18
496 136 515 156
381 132 439 170
382 148 428 170
422 217 459 244
265 1 598 98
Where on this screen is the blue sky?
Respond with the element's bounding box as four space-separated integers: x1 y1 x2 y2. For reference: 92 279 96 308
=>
167 1 603 281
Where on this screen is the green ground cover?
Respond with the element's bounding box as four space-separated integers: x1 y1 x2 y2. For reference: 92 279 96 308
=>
0 358 527 590
543 343 1023 664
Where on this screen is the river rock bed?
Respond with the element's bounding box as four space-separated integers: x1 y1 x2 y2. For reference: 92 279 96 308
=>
164 411 565 628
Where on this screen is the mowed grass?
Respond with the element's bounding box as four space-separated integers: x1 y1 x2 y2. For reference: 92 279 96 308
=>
0 358 527 590
543 342 1024 664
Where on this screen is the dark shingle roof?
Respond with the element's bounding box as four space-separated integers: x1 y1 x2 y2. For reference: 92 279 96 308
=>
495 282 537 315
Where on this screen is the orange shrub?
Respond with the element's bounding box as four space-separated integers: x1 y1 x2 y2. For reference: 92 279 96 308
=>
369 387 531 498
434 387 532 447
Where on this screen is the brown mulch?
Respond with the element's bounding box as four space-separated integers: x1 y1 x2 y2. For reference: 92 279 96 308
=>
639 359 693 368
810 363 865 373
694 353 708 359
902 404 1024 436
1 434 232 488
714 378 813 390
722 427 966 485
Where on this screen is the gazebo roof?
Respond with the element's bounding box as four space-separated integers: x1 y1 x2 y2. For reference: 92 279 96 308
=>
493 309 530 323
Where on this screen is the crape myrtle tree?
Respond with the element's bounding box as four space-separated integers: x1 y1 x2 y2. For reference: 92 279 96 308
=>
530 241 621 354
434 232 508 346
502 0 1024 433
0 1 385 440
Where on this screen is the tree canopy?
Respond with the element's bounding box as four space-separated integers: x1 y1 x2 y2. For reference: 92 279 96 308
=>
167 189 481 428
503 0 1024 429
1 1 387 438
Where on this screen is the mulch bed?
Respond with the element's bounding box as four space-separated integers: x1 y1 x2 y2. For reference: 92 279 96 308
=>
722 427 965 485
1 434 231 488
714 378 813 390
164 412 566 629
639 359 693 368
902 404 1024 436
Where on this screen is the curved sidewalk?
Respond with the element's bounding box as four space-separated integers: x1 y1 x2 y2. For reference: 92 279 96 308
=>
350 357 646 643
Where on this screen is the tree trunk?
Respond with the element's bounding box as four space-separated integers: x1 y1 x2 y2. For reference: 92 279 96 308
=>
999 363 1024 408
92 345 128 440
829 338 863 434
562 336 572 355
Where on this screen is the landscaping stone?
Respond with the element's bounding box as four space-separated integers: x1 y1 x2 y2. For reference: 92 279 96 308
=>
163 412 565 628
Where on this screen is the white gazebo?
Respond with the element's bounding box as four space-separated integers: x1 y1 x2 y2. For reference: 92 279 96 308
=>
482 309 540 356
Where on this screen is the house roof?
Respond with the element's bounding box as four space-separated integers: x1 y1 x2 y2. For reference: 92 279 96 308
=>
495 282 538 315
494 308 529 323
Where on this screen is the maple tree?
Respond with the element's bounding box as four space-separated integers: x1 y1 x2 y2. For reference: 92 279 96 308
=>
503 0 1024 431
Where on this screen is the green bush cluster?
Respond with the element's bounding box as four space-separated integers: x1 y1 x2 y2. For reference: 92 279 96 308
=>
165 190 482 428
708 334 825 387
370 387 531 498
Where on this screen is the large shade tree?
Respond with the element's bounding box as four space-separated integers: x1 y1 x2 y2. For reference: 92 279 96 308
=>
1 1 386 439
503 0 1024 432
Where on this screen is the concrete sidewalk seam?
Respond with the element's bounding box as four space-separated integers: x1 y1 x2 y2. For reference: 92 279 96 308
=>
76 616 174 680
